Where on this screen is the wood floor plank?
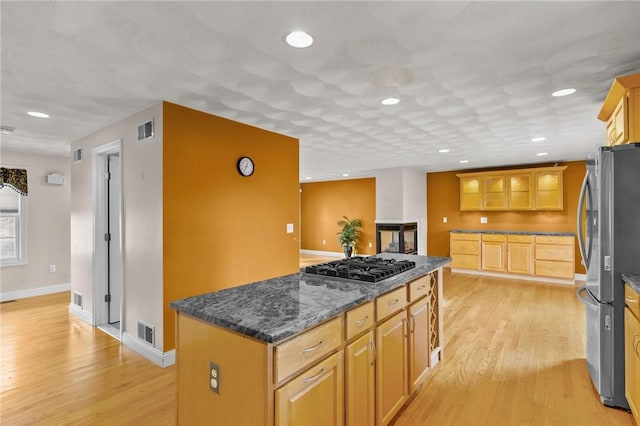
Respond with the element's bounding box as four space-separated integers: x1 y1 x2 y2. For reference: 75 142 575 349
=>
1 264 634 425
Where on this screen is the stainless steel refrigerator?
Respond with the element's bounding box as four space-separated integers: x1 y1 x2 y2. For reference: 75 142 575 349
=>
576 143 640 409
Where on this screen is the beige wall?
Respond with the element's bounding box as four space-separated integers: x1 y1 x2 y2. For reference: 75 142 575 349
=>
71 103 164 350
0 151 71 296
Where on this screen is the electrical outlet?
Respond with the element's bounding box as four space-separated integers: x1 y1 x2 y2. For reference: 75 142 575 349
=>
209 361 220 394
286 223 294 234
322 239 326 245
368 242 372 248
480 217 488 224
49 264 56 273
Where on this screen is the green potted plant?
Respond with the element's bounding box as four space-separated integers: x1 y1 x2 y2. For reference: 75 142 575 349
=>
337 215 362 258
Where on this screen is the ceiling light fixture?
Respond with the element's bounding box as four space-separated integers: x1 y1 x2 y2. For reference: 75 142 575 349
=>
531 137 546 142
0 126 15 134
438 149 450 153
552 88 576 97
27 111 50 118
305 177 312 180
459 160 469 164
536 152 549 156
285 31 313 48
381 97 400 106
342 173 350 177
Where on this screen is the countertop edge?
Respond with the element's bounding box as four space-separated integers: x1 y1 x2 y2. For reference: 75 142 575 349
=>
450 229 576 236
622 273 640 295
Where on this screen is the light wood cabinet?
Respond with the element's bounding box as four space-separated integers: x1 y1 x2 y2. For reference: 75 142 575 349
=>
624 307 640 423
457 166 566 211
508 174 533 210
345 302 374 341
483 176 506 210
598 74 640 146
376 310 409 426
534 235 575 280
506 235 533 275
534 170 563 210
408 298 430 393
345 331 375 426
450 232 481 270
481 234 505 272
459 176 483 211
275 351 344 426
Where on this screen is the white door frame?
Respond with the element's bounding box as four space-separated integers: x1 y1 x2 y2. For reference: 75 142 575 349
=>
92 139 124 340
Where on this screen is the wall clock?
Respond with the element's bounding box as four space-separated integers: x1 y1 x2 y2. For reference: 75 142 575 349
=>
237 156 254 177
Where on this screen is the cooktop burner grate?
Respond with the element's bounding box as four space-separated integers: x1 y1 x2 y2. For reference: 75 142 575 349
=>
305 256 416 283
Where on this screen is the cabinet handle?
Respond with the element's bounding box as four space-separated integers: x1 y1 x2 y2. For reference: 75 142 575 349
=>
634 333 640 356
402 317 408 337
354 316 369 327
370 339 377 366
302 340 324 354
388 299 400 306
410 315 416 333
303 367 325 383
417 285 426 291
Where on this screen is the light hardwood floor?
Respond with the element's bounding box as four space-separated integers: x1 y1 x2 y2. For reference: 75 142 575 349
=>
0 257 634 425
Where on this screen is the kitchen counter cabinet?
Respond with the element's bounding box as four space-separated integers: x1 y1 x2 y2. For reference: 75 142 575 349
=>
450 232 481 270
624 277 640 424
481 234 506 272
171 254 449 426
534 235 574 280
408 297 430 394
506 234 533 275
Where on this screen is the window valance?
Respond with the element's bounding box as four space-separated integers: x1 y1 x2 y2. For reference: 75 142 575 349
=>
0 167 28 196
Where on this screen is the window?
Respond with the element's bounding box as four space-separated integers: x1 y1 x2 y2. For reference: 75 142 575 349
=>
0 186 26 265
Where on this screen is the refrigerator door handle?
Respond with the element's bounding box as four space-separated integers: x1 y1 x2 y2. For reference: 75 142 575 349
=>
576 173 592 269
577 285 598 308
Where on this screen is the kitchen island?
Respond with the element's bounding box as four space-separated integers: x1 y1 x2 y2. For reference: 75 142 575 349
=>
171 253 450 425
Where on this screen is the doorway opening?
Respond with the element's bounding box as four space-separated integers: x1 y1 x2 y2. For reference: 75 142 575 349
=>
92 140 123 341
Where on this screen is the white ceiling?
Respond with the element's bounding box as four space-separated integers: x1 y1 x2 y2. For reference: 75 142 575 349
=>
1 1 639 181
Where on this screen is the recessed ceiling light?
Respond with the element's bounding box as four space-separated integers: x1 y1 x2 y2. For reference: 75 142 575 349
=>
27 111 50 118
381 97 400 106
531 137 546 142
536 152 549 156
438 149 450 153
342 173 350 177
552 88 576 97
285 31 313 48
305 177 312 180
0 126 15 134
459 160 469 164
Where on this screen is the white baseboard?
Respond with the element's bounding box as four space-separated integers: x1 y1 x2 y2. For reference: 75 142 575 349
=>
122 332 175 368
0 283 70 302
300 249 344 257
451 268 575 285
68 303 95 325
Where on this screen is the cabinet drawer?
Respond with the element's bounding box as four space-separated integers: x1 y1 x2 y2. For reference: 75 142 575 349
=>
274 317 342 384
535 244 573 262
450 233 480 241
507 234 533 243
482 234 505 242
408 275 431 303
535 260 574 279
534 235 573 245
346 302 374 341
376 287 407 321
450 240 480 255
625 285 640 320
451 254 480 270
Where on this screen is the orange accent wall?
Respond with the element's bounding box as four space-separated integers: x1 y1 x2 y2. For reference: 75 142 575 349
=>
426 160 586 274
301 178 376 255
163 102 300 350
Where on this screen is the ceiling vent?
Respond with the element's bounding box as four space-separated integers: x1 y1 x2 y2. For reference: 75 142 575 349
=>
73 148 82 162
137 320 155 346
137 119 154 141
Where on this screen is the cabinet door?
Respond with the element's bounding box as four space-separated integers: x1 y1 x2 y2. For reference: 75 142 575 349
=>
483 176 506 210
275 351 344 426
508 174 533 210
346 332 375 426
481 241 505 272
376 310 408 426
460 177 482 211
534 171 563 210
625 308 640 421
409 298 430 393
507 242 532 275
607 96 627 145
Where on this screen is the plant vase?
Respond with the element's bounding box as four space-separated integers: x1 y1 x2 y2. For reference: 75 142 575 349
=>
343 245 353 258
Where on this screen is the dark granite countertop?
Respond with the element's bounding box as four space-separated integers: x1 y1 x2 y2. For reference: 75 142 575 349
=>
450 229 575 236
170 253 451 344
622 273 640 295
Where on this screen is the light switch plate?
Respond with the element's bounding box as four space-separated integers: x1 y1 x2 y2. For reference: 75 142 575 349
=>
480 217 488 224
286 223 294 233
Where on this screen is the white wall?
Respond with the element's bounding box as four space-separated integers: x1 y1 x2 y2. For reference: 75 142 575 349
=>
0 151 71 299
70 103 165 352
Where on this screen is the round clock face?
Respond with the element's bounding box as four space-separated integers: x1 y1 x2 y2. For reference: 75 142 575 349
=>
237 156 254 177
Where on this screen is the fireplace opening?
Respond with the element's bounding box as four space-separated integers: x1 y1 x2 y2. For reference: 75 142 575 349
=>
376 222 417 254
